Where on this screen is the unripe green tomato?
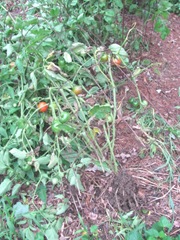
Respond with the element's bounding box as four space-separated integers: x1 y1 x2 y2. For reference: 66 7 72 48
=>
52 178 59 185
59 111 70 123
5 16 12 25
141 100 148 107
101 53 108 62
51 119 61 133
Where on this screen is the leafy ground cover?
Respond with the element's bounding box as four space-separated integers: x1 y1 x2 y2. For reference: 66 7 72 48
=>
0 0 180 239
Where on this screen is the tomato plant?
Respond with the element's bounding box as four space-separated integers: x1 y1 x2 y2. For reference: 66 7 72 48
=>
72 86 83 95
37 101 48 113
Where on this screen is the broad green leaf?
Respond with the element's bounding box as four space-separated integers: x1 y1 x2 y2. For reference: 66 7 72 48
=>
36 155 50 165
12 183 22 196
54 23 63 32
35 232 44 240
0 178 12 196
0 126 8 138
114 0 123 8
24 228 35 240
96 72 107 86
45 228 58 240
64 52 72 63
9 148 27 160
159 216 172 229
3 43 14 57
89 104 111 119
13 202 29 219
0 161 7 174
80 158 91 165
16 58 24 74
71 0 78 6
104 9 115 23
55 124 76 133
2 150 10 166
36 183 47 203
126 229 143 240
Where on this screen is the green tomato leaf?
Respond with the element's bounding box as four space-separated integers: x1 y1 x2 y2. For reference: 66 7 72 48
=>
45 228 58 240
13 202 29 219
114 0 123 8
9 148 27 160
0 126 8 138
24 228 35 240
12 183 22 196
36 155 50 165
89 104 111 119
3 43 14 57
0 178 12 196
36 183 47 203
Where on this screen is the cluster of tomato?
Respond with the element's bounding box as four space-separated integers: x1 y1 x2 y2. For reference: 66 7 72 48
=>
100 53 122 66
37 86 82 133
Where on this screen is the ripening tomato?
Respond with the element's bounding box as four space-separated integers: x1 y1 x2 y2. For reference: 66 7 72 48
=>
72 86 83 95
112 58 122 66
37 101 48 112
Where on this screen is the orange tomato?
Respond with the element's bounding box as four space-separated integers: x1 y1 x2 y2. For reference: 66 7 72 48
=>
72 86 83 95
37 101 49 112
112 58 122 66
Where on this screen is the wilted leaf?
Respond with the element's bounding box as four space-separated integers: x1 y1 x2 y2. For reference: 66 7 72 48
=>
67 169 84 191
64 52 72 63
48 153 59 169
70 42 87 56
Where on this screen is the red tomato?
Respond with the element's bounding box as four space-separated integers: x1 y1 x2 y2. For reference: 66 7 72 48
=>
37 101 48 112
112 58 122 66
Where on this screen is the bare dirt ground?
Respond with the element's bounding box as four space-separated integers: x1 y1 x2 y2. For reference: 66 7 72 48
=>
50 14 180 239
